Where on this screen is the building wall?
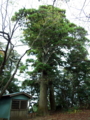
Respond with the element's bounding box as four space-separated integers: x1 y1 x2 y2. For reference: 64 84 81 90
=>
10 110 28 120
0 94 30 120
12 95 30 100
11 97 28 120
0 98 11 120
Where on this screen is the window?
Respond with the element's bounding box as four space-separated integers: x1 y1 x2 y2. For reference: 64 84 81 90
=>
12 100 19 109
21 101 27 109
12 100 27 110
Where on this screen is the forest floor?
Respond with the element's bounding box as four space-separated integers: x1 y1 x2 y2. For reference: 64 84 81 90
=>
28 110 90 120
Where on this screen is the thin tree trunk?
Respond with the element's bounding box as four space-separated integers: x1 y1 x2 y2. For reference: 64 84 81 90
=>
0 49 28 98
38 80 48 115
49 82 56 112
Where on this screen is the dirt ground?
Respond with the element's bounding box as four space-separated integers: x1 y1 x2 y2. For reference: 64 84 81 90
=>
28 110 90 120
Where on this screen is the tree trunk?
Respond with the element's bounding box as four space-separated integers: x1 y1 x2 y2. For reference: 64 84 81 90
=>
38 80 48 115
49 82 56 112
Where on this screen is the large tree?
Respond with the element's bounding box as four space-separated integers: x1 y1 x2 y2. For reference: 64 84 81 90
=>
12 5 89 114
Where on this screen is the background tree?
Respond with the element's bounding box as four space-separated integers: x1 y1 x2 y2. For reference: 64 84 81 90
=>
54 45 90 110
0 46 20 93
0 0 30 97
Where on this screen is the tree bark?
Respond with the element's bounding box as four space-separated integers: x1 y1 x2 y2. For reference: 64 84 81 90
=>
38 80 48 115
49 82 56 112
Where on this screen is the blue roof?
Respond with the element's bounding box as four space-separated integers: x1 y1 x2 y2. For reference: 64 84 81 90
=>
2 92 31 98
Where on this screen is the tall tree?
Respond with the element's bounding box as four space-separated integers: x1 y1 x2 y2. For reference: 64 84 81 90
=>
12 5 89 114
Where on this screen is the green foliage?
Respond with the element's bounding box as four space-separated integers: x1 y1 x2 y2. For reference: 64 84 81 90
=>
26 59 35 63
12 5 90 111
32 103 38 112
27 49 38 56
0 55 3 65
68 106 81 114
22 80 36 87
0 72 20 93
0 47 20 93
19 65 27 73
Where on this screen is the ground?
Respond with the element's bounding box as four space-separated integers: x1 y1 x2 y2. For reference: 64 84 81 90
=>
28 110 90 120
